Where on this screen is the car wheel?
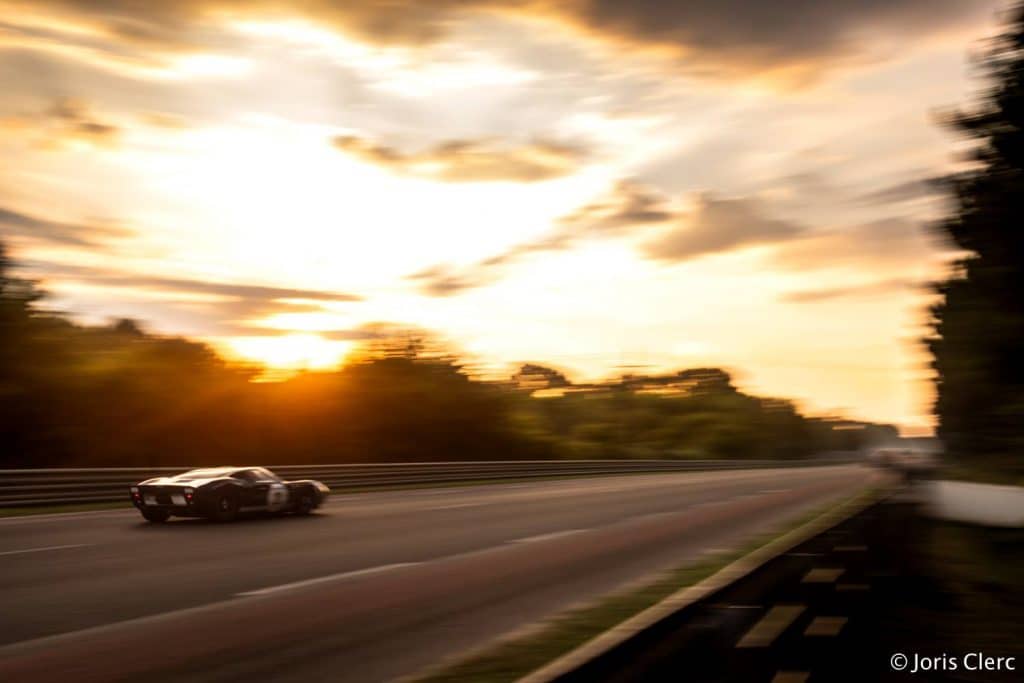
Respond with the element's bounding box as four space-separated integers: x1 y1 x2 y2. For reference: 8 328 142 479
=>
212 493 239 522
141 509 170 523
296 493 315 515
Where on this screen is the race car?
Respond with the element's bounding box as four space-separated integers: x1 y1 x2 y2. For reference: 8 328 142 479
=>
129 466 329 523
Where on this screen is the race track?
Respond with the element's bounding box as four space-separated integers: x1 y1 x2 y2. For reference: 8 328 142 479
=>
0 464 879 682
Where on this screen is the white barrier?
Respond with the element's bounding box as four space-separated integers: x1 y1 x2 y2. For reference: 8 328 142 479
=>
926 480 1024 527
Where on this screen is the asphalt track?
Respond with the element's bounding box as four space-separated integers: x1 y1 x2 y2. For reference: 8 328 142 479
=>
0 464 879 682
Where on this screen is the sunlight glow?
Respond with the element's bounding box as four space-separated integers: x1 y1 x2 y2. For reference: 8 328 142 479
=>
223 334 354 372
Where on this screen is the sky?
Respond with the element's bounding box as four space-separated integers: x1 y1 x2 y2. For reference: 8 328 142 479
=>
0 0 1009 433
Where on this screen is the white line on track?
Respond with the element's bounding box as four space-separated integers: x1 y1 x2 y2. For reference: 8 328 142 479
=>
0 543 92 557
242 526 591 598
237 563 420 597
509 529 586 544
425 503 481 511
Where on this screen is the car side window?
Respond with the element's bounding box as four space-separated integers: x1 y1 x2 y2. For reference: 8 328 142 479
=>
231 470 260 483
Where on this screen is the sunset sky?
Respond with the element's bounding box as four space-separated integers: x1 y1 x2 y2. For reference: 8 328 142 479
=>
0 1 1008 433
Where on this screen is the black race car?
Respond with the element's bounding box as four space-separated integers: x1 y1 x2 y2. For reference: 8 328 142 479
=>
130 466 329 523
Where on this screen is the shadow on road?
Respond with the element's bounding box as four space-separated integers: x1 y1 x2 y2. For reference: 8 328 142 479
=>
129 511 331 531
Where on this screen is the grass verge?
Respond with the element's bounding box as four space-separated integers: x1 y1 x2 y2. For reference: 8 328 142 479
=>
410 487 881 683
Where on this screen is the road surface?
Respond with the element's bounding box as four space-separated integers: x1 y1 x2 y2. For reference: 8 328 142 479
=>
0 464 878 682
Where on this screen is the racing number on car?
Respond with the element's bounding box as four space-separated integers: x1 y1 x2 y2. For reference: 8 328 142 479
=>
267 483 289 512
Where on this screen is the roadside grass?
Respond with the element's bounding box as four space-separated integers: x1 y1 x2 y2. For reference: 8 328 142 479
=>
870 517 1024 671
410 487 880 683
926 521 1024 652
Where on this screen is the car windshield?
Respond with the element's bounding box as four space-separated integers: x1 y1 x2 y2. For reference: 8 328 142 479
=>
228 468 281 483
171 468 234 481
255 468 281 482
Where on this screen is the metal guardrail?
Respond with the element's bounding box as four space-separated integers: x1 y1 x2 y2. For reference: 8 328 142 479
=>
0 458 857 508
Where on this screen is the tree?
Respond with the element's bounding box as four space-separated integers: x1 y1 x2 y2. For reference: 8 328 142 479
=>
513 363 570 391
929 4 1024 473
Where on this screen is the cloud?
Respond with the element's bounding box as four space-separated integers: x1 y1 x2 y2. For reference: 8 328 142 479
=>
320 327 382 342
546 0 993 79
643 194 805 262
138 111 190 129
85 274 363 304
556 180 674 234
855 178 944 205
405 265 482 297
6 1 995 80
478 180 673 267
408 184 807 296
22 260 363 334
332 135 583 182
0 205 131 247
780 277 923 303
408 180 672 296
773 217 939 271
0 97 121 148
43 97 120 146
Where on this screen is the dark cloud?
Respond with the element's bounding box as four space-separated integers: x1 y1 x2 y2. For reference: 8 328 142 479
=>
0 205 131 247
22 260 362 334
780 277 922 303
554 0 992 78
332 135 583 182
9 0 994 79
643 194 805 262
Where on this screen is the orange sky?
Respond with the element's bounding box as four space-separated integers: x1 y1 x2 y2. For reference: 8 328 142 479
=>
0 0 1007 433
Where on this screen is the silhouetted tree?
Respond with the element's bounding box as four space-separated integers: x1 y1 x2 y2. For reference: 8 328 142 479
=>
930 4 1024 473
514 363 570 391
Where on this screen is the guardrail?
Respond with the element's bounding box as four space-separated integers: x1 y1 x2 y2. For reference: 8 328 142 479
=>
0 458 858 508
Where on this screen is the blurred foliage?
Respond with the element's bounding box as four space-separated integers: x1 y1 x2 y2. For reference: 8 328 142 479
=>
929 4 1024 476
0 242 894 467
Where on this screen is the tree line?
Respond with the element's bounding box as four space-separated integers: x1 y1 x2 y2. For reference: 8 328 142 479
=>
928 3 1024 479
0 243 894 468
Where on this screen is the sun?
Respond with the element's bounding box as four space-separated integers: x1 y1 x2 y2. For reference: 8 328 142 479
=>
221 334 354 376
